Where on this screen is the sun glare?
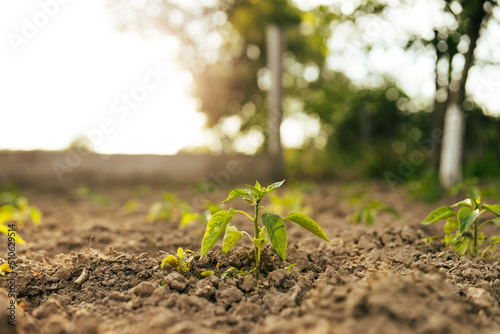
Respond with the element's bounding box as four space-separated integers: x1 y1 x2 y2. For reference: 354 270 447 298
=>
0 1 207 155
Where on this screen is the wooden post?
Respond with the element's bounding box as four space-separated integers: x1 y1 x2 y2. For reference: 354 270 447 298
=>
267 24 284 180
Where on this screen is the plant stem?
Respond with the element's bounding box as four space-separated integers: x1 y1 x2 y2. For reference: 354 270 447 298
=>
473 219 478 257
254 200 261 279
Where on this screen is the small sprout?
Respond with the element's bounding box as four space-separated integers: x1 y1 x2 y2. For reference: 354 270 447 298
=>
421 191 500 257
161 247 195 273
147 192 199 227
201 270 215 277
284 263 297 271
352 200 400 226
0 191 41 243
200 180 330 279
123 199 138 213
0 263 11 277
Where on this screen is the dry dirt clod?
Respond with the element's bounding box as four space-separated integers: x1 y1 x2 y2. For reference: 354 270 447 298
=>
165 272 188 291
131 281 156 298
33 299 64 319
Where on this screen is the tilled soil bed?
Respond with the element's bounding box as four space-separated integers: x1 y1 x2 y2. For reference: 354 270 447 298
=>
2 182 500 334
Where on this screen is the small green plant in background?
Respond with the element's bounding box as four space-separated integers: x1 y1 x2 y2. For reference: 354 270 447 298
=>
200 180 330 279
407 171 444 203
161 247 195 274
352 200 400 226
147 192 192 223
148 192 222 228
201 263 256 279
421 191 500 257
267 188 309 216
123 199 139 213
76 184 111 205
0 263 11 277
0 192 42 244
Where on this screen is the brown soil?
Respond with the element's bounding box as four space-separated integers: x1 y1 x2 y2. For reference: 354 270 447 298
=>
2 182 500 334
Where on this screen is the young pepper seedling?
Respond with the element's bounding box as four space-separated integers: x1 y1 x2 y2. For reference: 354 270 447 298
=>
200 180 330 279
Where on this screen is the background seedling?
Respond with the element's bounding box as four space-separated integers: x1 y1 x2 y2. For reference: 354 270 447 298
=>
161 247 195 274
0 191 42 244
0 263 11 277
201 264 256 280
267 187 309 216
352 200 400 226
147 192 192 223
421 191 500 257
148 192 221 228
76 184 111 205
200 180 330 279
123 199 139 213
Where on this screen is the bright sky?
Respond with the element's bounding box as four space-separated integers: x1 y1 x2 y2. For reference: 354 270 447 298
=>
1 0 498 154
0 0 207 154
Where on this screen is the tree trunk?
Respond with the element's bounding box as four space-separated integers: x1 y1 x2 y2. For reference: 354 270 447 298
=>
439 2 486 189
267 24 285 180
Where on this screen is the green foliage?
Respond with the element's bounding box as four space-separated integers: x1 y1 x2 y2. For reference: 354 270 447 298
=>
123 199 139 213
161 247 195 274
267 187 309 216
352 200 400 226
349 190 400 226
0 263 12 277
147 192 192 223
421 191 500 257
200 180 329 279
76 184 111 205
201 263 256 280
147 192 222 228
0 191 42 244
407 171 444 203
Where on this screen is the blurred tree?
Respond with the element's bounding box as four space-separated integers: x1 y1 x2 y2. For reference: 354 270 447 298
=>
109 0 499 182
436 0 495 189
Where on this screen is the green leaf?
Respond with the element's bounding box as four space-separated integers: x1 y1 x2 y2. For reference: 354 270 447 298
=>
490 237 500 245
421 206 455 225
222 226 243 254
0 224 26 244
442 233 454 246
365 209 375 226
284 212 330 243
180 212 199 226
161 255 179 269
458 207 480 234
451 198 473 209
259 227 268 242
201 270 215 276
444 218 459 234
492 217 500 228
201 209 235 257
352 209 362 224
254 181 261 191
468 188 481 208
223 189 252 203
381 206 401 219
482 204 500 217
262 180 285 196
177 247 184 259
254 237 267 248
262 212 287 261
147 202 162 222
454 237 469 256
29 206 42 225
246 184 261 197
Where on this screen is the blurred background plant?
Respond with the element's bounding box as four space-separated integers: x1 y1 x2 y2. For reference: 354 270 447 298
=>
0 182 42 243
